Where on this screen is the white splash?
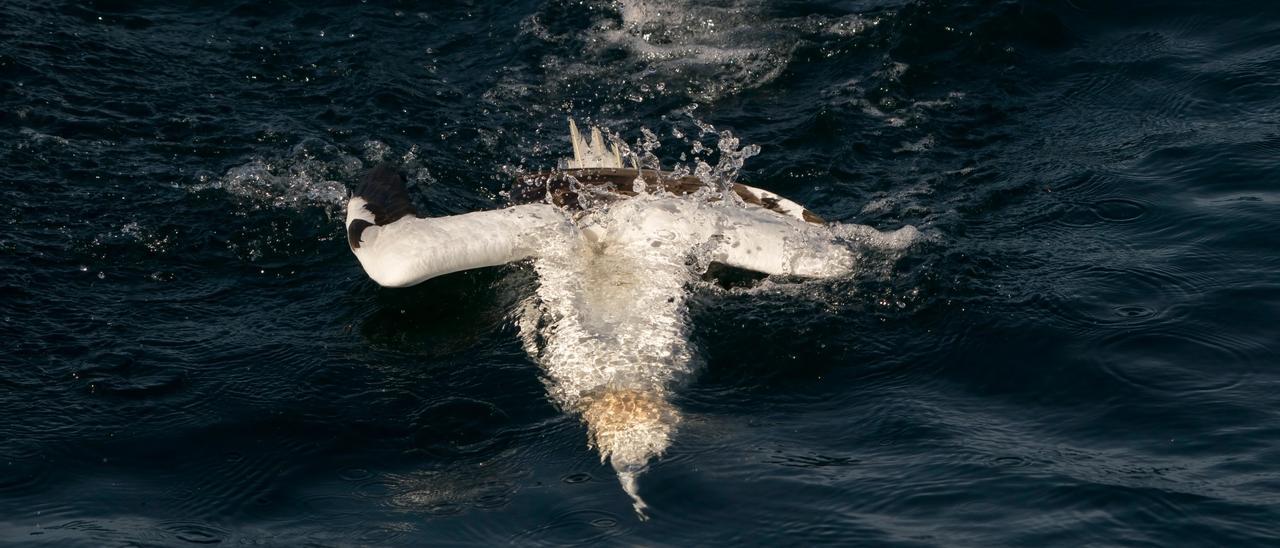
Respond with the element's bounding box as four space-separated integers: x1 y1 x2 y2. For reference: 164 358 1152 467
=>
509 0 879 105
511 126 916 517
194 140 434 216
193 144 356 214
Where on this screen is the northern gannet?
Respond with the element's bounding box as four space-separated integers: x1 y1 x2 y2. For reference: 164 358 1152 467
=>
346 120 911 517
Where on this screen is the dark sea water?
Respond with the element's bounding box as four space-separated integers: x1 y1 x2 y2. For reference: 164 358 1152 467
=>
3 0 1279 545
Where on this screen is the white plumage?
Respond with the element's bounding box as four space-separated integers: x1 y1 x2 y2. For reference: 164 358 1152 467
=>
345 120 911 517
347 198 571 287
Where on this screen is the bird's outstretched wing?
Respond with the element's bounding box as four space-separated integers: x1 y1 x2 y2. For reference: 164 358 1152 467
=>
704 203 857 279
346 164 570 288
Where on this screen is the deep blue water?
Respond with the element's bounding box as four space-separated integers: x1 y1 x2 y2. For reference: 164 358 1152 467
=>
3 0 1279 545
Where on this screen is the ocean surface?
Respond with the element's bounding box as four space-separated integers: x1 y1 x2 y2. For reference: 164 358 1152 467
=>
2 0 1278 545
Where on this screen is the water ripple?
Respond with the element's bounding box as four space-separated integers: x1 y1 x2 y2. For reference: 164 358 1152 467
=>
509 508 629 547
1093 328 1261 397
1041 264 1197 334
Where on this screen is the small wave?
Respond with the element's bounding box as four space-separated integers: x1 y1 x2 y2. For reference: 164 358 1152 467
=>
510 508 631 546
1094 328 1262 397
512 0 881 105
893 134 935 153
157 521 230 545
385 463 527 516
1040 264 1196 335
193 139 438 216
193 150 353 215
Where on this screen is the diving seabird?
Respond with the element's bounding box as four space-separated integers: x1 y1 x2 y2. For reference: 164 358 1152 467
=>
346 120 908 517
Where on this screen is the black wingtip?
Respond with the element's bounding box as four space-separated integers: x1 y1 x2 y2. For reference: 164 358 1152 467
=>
348 218 374 249
355 163 419 226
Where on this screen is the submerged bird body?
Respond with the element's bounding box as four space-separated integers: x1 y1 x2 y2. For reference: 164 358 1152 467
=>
346 121 903 516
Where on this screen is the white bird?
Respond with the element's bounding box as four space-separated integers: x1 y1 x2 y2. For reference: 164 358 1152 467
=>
346 120 913 518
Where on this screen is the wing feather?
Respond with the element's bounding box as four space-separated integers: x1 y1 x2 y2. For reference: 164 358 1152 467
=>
346 165 571 288
706 205 854 279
